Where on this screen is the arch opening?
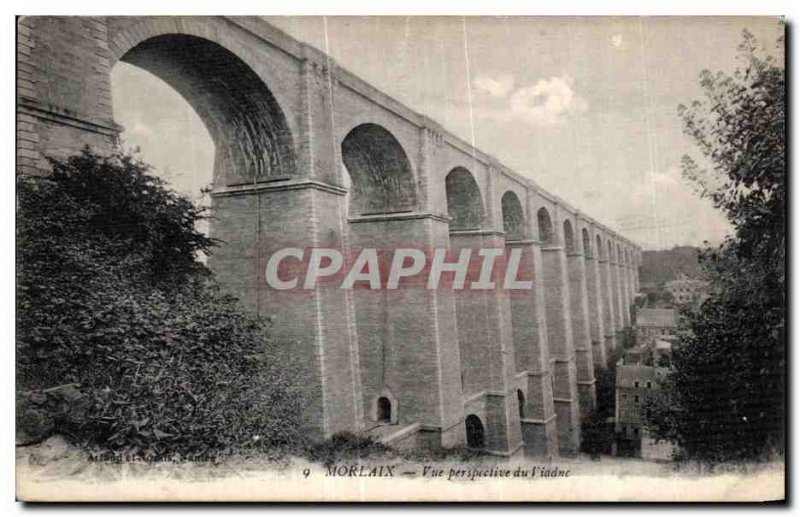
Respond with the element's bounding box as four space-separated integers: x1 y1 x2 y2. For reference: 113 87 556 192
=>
111 61 213 227
517 389 525 419
117 34 297 186
563 220 576 253
537 207 554 246
341 123 417 215
377 396 392 423
465 415 485 449
502 191 526 240
596 235 603 259
582 228 591 257
445 167 484 230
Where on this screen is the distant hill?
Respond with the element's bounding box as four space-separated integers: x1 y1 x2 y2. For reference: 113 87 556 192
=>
639 246 704 286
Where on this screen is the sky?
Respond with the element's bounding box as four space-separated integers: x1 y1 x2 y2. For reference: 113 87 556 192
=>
111 16 783 250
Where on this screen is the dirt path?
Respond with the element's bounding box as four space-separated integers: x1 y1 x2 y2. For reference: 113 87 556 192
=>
16 436 785 502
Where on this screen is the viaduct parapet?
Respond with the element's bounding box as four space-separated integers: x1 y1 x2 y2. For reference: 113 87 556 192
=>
17 16 642 456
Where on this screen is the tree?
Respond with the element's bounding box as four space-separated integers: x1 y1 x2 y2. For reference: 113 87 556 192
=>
17 149 308 454
645 30 785 462
581 410 612 457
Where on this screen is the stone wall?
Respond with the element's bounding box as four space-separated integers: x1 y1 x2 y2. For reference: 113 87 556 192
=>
16 15 643 455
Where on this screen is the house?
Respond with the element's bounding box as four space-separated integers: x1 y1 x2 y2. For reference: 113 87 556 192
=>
635 308 677 345
665 275 709 305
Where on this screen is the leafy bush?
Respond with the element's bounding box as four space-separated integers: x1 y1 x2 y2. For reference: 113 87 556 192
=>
17 149 307 455
580 410 613 457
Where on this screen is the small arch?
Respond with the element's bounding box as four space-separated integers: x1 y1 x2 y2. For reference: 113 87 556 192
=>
537 207 554 246
445 167 484 230
502 191 526 239
517 389 525 419
596 235 604 259
607 239 614 262
341 123 417 215
617 244 623 263
465 415 485 448
582 229 591 257
377 397 392 423
563 220 576 253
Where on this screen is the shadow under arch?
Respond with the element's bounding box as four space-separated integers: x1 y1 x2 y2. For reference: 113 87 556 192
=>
445 167 484 230
341 123 417 215
117 34 297 186
517 389 526 419
582 228 592 257
537 207 554 246
501 191 526 240
563 219 576 253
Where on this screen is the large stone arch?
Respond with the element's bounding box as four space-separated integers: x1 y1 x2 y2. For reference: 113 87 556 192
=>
115 33 298 186
501 191 526 240
105 17 301 111
445 167 484 230
341 123 418 215
596 234 604 260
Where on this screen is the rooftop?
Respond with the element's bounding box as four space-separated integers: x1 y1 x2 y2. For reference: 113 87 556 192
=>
636 308 677 328
616 363 668 387
655 339 673 351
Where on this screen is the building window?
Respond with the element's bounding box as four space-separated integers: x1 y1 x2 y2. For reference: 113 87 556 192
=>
634 396 640 403
634 381 640 388
646 381 652 389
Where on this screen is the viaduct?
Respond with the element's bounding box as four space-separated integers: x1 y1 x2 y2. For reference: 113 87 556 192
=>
17 16 642 456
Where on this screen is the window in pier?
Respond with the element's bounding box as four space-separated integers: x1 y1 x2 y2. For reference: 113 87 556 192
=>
465 415 485 448
377 397 392 424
